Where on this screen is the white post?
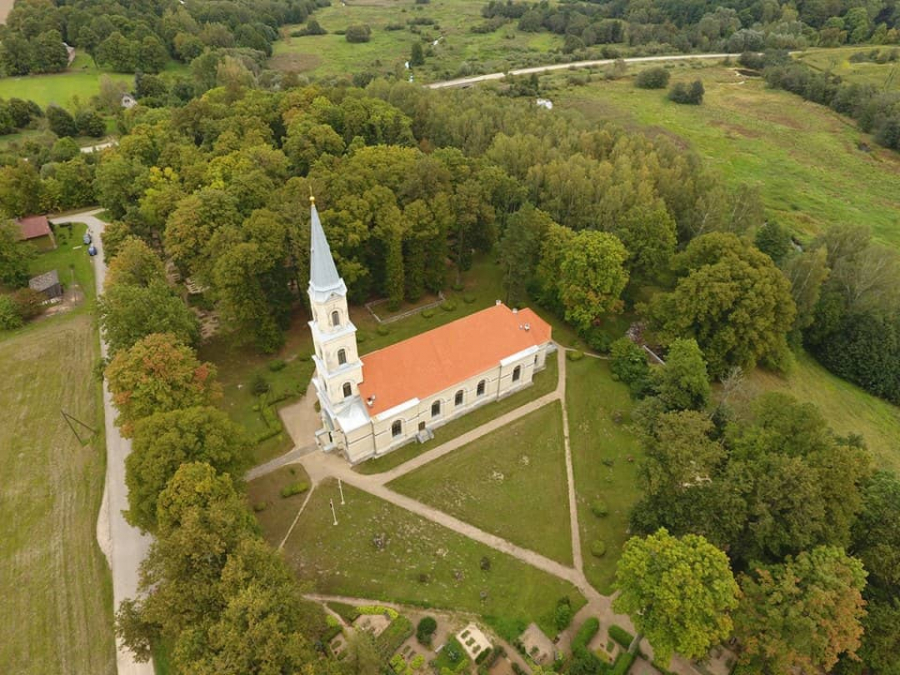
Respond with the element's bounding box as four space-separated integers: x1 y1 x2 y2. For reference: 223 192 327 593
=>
338 478 345 505
330 498 338 526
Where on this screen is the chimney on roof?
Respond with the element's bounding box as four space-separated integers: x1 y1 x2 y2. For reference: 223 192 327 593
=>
495 299 502 305
366 395 375 407
524 323 531 331
512 307 518 314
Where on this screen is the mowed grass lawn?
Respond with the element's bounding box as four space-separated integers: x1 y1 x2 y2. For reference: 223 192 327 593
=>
0 55 132 109
0 314 115 674
282 479 585 640
742 351 900 474
389 402 572 564
355 355 558 475
566 357 643 595
270 0 562 80
247 464 312 547
554 62 900 249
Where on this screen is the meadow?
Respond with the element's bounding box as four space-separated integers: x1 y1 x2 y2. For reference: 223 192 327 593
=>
0 314 115 673
796 46 900 91
281 478 585 640
551 61 900 248
0 54 132 109
270 0 562 81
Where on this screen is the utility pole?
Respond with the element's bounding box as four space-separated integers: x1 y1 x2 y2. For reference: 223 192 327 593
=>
330 498 338 526
338 478 345 505
61 409 97 445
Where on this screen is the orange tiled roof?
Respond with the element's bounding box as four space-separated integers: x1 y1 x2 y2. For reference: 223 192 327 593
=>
358 303 552 416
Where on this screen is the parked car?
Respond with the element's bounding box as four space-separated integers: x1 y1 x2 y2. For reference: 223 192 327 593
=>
83 232 92 245
88 244 97 256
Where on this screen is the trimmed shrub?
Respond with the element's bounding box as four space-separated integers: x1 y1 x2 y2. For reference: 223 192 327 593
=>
252 374 270 395
376 324 390 336
611 652 636 675
345 24 372 42
608 624 634 648
416 615 437 645
591 540 607 557
567 350 584 361
591 499 609 517
280 481 309 498
421 309 435 319
267 358 286 371
572 617 600 653
554 596 573 631
440 300 457 311
635 67 670 89
462 292 476 303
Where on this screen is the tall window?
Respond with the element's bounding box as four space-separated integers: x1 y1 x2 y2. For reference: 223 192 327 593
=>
512 365 521 382
431 400 441 417
337 348 347 365
454 390 464 407
342 382 352 398
392 420 402 438
331 310 340 327
477 380 486 396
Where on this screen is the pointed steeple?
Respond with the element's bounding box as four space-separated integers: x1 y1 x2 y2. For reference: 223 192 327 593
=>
309 196 347 301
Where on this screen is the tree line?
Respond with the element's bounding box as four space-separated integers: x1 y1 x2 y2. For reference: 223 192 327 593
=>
0 0 326 76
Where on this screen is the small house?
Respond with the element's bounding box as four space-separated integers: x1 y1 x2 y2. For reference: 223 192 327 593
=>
29 270 63 301
16 215 56 251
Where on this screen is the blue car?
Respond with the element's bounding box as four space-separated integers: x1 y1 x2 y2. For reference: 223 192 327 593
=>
88 244 98 256
83 232 92 245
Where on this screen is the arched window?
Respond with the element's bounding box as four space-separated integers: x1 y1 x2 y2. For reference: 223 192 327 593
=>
431 400 441 417
331 310 340 327
477 380 486 396
337 348 347 366
342 382 352 398
454 390 464 407
512 365 521 382
392 420 402 438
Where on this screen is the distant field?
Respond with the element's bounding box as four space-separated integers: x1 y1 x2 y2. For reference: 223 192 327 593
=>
0 311 115 674
553 62 900 248
0 0 13 23
796 46 900 91
270 0 562 80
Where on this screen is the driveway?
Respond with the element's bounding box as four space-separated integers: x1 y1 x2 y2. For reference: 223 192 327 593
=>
50 208 154 675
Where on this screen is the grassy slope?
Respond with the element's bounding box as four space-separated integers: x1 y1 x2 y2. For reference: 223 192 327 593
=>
796 46 900 91
0 312 115 673
566 357 643 595
741 353 900 474
270 0 562 80
247 464 312 547
354 355 558 474
389 402 573 564
553 62 900 248
282 478 585 640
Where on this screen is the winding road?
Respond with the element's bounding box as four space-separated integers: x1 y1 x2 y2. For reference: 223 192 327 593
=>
427 53 731 89
50 209 154 675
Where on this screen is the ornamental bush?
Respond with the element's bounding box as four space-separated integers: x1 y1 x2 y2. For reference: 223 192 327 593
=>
280 481 309 498
591 500 609 517
608 624 634 648
345 24 372 43
416 616 437 645
591 540 607 557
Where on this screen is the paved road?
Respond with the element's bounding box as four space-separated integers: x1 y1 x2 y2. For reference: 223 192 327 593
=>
50 209 154 675
80 140 118 154
426 53 731 89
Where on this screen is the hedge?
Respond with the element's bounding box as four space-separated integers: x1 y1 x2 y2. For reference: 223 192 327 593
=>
357 605 399 619
608 624 634 649
572 617 600 653
611 652 636 675
376 616 414 659
280 482 309 498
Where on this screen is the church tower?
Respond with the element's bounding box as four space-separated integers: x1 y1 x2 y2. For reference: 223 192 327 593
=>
307 196 364 412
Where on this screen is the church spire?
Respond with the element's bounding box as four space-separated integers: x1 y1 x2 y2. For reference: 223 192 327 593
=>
309 195 346 301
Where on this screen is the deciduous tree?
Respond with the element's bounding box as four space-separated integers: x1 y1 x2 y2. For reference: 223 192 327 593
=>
557 230 629 332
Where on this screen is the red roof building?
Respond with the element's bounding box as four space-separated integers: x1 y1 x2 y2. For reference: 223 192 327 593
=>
16 215 53 241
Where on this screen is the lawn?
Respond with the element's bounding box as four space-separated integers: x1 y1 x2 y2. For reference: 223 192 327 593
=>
33 222 97 303
270 0 563 81
741 351 900 474
281 479 586 640
246 464 312 547
354 355 558 475
389 402 572 564
552 61 900 249
566 357 643 595
0 54 132 109
796 46 900 92
0 312 116 674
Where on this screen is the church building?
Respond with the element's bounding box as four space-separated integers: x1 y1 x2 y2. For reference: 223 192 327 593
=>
307 197 554 464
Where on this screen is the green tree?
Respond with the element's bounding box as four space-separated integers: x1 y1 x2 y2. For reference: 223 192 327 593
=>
652 338 710 411
0 35 34 76
105 333 219 436
734 547 867 674
99 280 200 355
105 237 166 288
783 246 829 335
138 35 168 74
855 597 900 675
0 161 43 216
164 188 242 281
610 337 650 396
613 200 677 280
558 230 629 332
32 30 69 74
852 470 900 594
46 105 77 137
126 407 250 532
345 631 382 675
410 41 425 67
0 220 35 288
754 220 791 264
498 204 552 306
645 233 796 377
345 24 372 43
96 31 137 72
613 528 739 665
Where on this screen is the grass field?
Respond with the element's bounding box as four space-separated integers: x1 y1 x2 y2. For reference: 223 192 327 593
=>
355 356 558 475
566 357 643 595
0 312 116 674
270 0 562 81
796 46 900 91
0 55 133 109
282 479 585 640
389 402 572 564
246 464 312 546
741 351 900 473
553 62 900 248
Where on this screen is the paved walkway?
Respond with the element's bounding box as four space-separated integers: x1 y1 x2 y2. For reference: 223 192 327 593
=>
50 209 154 675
